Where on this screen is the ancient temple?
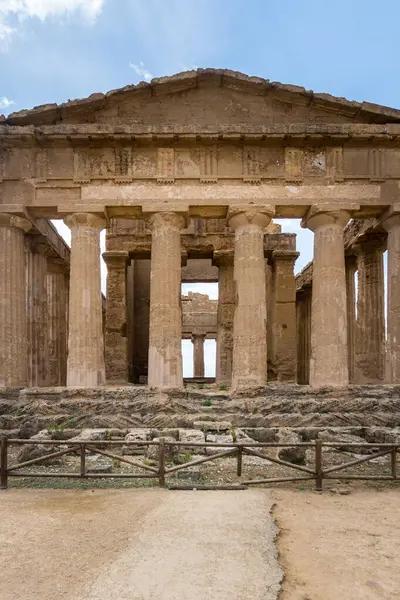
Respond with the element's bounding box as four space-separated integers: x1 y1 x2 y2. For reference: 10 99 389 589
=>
1 69 399 391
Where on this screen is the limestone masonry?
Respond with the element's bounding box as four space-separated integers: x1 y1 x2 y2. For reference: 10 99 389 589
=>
1 69 400 405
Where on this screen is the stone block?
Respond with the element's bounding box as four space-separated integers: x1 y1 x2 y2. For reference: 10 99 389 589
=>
69 429 110 442
146 437 179 463
205 433 235 455
193 421 232 433
123 428 151 455
150 429 179 440
16 430 57 464
276 428 306 464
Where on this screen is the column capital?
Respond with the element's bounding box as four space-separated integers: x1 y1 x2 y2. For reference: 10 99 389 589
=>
47 258 69 275
227 204 275 231
0 213 32 233
145 211 189 232
212 250 234 267
34 241 56 259
353 232 387 255
381 205 400 232
271 249 300 264
64 213 106 230
102 251 130 268
301 206 351 232
191 332 207 343
345 254 358 271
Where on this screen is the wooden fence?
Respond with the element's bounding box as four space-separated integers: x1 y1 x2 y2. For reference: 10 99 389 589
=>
0 437 398 491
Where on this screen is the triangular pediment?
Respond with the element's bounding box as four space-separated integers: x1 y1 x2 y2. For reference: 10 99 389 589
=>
4 69 400 127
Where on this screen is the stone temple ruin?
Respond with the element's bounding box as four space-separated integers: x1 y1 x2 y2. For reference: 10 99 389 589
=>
1 69 400 442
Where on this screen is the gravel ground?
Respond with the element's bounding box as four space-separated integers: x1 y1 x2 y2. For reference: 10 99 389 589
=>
0 488 282 600
274 488 400 600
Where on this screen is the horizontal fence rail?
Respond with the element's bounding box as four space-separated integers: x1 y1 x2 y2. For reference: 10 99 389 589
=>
0 437 398 491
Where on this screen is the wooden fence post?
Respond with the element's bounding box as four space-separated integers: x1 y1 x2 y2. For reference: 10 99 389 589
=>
391 446 397 479
315 440 323 491
80 444 86 478
1 437 8 490
159 439 166 488
237 445 243 477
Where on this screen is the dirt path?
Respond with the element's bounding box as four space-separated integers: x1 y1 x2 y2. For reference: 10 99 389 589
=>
0 488 281 600
274 488 400 600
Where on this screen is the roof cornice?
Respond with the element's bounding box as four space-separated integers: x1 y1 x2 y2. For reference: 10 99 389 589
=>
2 69 400 126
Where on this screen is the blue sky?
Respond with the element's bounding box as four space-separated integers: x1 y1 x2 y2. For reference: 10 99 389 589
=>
1 0 395 375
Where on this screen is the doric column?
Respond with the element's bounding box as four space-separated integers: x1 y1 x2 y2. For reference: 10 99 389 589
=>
354 235 386 383
228 205 274 388
265 261 275 379
47 260 68 386
296 286 312 385
64 213 106 387
133 259 151 383
0 214 31 387
302 208 350 387
191 333 206 377
26 242 51 387
147 212 187 388
212 250 234 386
345 255 357 383
382 209 400 383
103 251 129 384
271 250 299 381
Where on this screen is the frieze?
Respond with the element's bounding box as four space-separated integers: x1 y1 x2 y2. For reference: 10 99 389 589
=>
157 148 174 183
369 148 386 182
285 147 303 182
326 147 344 182
1 142 400 183
35 149 48 183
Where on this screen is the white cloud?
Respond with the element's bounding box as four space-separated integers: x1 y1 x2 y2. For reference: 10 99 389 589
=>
127 1 225 73
0 95 14 109
0 21 14 49
129 60 153 83
0 0 103 49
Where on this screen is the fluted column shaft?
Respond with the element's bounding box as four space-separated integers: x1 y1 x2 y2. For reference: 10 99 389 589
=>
147 212 186 388
47 261 68 386
382 213 400 383
302 209 350 387
271 250 299 382
26 245 50 386
228 205 274 388
213 251 234 385
192 334 206 377
355 237 386 383
64 213 106 387
103 252 129 384
0 214 31 387
345 255 357 383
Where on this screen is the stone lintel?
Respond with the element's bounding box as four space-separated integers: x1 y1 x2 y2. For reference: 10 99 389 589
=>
80 185 380 216
0 204 34 222
295 261 313 291
212 249 234 266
